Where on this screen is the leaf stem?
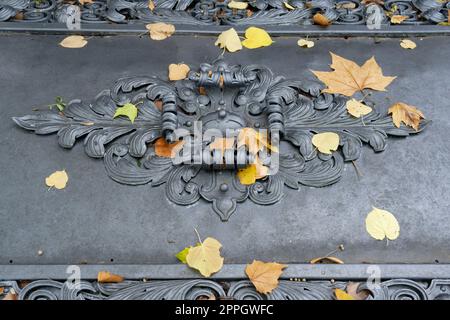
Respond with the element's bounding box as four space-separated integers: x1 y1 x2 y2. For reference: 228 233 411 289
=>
194 228 202 244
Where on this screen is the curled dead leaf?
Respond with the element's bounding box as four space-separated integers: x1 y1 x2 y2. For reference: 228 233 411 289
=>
297 38 315 48
388 102 424 131
310 256 344 264
146 22 175 40
97 271 124 283
313 13 331 26
391 15 408 24
346 282 370 300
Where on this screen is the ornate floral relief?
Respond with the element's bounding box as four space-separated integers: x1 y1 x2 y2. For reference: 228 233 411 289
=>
13 59 428 220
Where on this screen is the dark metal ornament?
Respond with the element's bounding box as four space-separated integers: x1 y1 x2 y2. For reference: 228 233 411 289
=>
12 59 429 221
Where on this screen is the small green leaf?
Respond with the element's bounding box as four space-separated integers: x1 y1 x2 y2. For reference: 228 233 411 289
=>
176 247 192 264
114 103 138 123
48 96 66 111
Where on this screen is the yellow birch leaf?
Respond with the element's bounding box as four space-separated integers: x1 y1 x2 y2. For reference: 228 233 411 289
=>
297 38 315 48
388 102 425 131
168 63 190 81
146 22 175 40
245 260 287 294
186 237 224 277
228 1 248 9
391 15 408 24
335 288 355 300
45 170 68 190
346 99 373 118
113 103 138 123
97 271 124 283
365 207 400 241
241 27 273 49
154 137 185 158
59 35 88 49
400 39 417 49
215 28 242 52
311 52 396 96
284 2 295 9
311 132 339 154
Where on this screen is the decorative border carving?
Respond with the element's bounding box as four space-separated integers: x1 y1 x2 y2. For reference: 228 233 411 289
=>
1 278 450 300
0 0 448 26
13 59 428 220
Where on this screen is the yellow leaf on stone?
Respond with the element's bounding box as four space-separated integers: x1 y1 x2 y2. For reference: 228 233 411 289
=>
311 132 339 154
245 260 287 294
114 103 138 123
335 288 355 300
237 164 257 185
45 170 68 190
168 63 190 81
241 27 273 49
311 52 396 97
215 28 242 53
59 35 88 49
97 271 124 283
146 22 175 40
391 15 407 24
400 39 416 49
228 1 248 9
297 38 315 48
346 99 372 118
365 207 400 241
284 2 295 9
388 102 425 131
186 237 224 277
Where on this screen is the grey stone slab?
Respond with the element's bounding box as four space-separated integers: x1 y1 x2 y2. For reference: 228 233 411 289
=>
0 34 449 267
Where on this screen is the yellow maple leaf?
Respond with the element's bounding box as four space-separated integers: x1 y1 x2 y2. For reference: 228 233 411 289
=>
146 22 175 40
97 271 124 283
346 99 372 118
335 288 355 300
241 27 273 49
311 132 339 154
186 237 224 277
168 63 190 81
215 28 242 53
311 52 397 96
154 137 185 158
59 35 88 49
388 102 425 131
245 260 287 294
114 103 138 123
45 170 69 190
365 207 400 241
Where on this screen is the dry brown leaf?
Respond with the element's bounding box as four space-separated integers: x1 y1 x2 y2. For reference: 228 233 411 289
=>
310 256 344 264
336 2 356 9
346 282 370 300
0 287 3 294
2 291 18 300
391 15 408 24
198 87 207 95
148 0 155 11
14 12 24 20
154 137 185 158
154 100 163 110
245 260 287 294
59 35 88 49
168 63 190 81
313 13 331 26
209 137 235 156
311 52 396 96
246 9 254 17
97 271 124 283
79 0 93 4
146 22 175 40
388 102 425 131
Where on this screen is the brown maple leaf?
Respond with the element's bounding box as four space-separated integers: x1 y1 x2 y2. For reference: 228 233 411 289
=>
311 52 396 96
388 102 425 131
245 260 287 294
